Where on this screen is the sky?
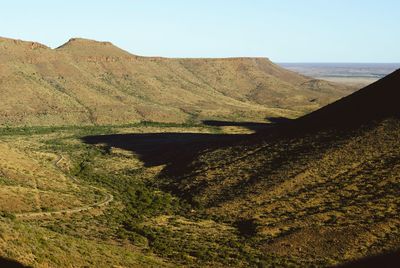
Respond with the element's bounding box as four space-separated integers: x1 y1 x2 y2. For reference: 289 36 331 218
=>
1 0 399 62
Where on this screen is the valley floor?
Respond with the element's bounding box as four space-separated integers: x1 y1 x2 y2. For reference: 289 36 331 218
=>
0 120 399 267
0 123 265 267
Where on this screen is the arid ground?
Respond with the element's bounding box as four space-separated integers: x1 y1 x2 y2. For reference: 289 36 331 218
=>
0 37 399 268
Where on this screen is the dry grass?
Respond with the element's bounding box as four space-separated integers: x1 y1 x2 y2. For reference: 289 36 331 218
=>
1 118 398 267
0 141 100 214
166 118 400 266
0 36 353 126
0 124 259 267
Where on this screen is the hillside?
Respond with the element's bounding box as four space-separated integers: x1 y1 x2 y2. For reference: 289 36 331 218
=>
91 70 399 266
0 37 353 126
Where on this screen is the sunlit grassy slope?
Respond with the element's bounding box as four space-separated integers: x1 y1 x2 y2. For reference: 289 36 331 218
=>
0 36 353 126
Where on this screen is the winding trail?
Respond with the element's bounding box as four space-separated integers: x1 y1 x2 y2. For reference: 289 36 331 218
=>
16 155 114 220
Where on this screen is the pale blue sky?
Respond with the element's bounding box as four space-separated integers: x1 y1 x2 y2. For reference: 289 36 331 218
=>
1 0 399 62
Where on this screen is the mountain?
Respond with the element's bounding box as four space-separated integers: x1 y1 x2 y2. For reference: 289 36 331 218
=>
145 70 399 265
0 36 353 126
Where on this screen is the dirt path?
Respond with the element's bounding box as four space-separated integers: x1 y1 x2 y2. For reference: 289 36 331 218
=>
16 155 114 220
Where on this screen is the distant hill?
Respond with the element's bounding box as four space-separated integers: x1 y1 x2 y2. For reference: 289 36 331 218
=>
0 36 353 126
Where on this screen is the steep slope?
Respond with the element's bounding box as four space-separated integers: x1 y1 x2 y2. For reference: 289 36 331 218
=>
0 37 353 126
147 70 400 266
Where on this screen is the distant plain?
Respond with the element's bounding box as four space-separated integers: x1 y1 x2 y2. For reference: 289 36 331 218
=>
279 63 400 87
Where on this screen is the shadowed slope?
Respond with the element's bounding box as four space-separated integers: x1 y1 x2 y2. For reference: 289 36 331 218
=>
141 71 400 266
174 71 400 266
335 250 400 268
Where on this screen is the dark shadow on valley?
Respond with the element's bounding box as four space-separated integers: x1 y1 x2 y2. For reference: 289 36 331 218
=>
83 68 400 171
83 131 245 168
81 119 284 181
